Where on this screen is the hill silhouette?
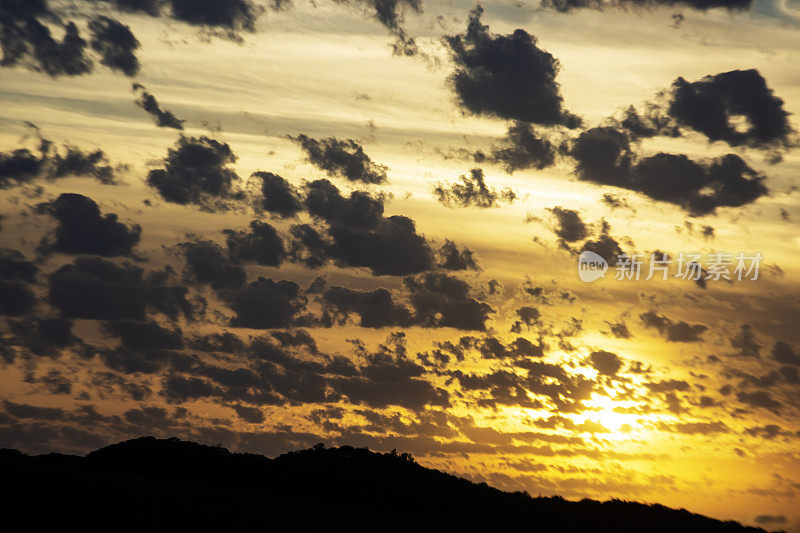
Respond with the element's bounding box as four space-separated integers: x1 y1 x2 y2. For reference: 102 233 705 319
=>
1 437 771 532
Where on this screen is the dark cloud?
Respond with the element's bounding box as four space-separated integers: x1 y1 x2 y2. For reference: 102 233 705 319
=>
0 248 38 317
292 215 434 276
567 126 634 188
0 279 36 316
667 69 793 149
731 324 760 358
231 404 265 423
0 4 92 77
541 0 754 12
49 257 197 321
435 240 478 271
0 248 38 282
589 350 623 376
38 193 141 257
88 16 139 76
566 126 768 215
96 0 162 17
489 122 556 172
255 172 303 218
95 0 260 40
640 311 707 342
516 307 540 326
105 320 184 351
579 222 624 264
332 215 434 275
291 134 388 184
346 0 422 56
322 285 413 328
224 220 285 267
226 278 303 329
610 105 680 140
0 137 119 189
147 136 245 211
3 400 65 421
772 341 800 366
605 320 632 339
754 515 787 526
736 390 782 413
7 317 76 356
444 6 580 127
335 337 450 409
633 153 767 216
179 240 246 291
434 168 516 208
404 272 494 331
167 0 259 33
187 331 245 353
304 178 385 229
132 84 185 130
548 206 588 243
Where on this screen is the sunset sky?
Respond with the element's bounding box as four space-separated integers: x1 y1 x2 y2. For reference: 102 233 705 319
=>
1 0 799 529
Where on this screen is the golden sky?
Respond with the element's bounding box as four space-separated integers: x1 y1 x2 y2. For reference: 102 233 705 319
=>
1 0 799 530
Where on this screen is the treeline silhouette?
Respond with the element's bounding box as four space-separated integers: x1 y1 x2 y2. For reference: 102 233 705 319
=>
1 437 771 532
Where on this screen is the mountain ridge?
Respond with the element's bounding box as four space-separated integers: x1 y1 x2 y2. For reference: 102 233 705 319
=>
1 436 774 532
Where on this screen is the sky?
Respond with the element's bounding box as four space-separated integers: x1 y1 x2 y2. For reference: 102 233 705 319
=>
1 0 799 529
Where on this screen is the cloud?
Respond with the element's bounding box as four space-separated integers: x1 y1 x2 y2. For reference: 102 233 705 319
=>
772 341 800 366
566 127 768 215
6 317 77 357
444 6 580 127
132 84 185 129
579 222 624 263
0 248 38 317
290 209 434 276
147 136 245 211
404 272 494 331
255 172 303 218
166 0 259 33
231 404 265 423
541 0 754 12
88 16 139 76
224 220 285 267
489 122 556 172
435 240 479 271
333 216 434 275
291 134 388 184
304 178 386 228
226 278 303 329
0 248 38 283
434 168 516 208
754 515 787 525
38 193 141 257
605 320 632 339
97 0 162 17
105 320 184 351
589 350 623 376
640 311 707 342
0 136 119 189
736 390 782 412
548 207 589 243
49 257 197 321
730 324 760 358
179 240 246 291
666 69 793 150
0 4 92 77
347 0 422 56
321 285 413 328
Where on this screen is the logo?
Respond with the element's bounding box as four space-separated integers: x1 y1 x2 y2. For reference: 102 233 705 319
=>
578 251 608 283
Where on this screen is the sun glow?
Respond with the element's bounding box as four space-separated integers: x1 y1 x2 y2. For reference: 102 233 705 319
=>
578 393 646 435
